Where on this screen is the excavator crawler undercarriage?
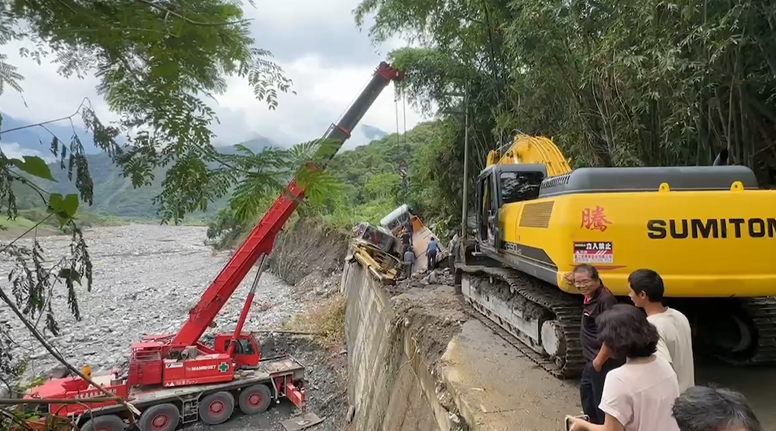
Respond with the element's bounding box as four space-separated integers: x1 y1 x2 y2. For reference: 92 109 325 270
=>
459 263 585 379
460 262 776 377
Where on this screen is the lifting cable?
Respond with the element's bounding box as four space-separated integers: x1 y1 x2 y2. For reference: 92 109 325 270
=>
393 84 408 146
395 86 401 141
402 95 407 146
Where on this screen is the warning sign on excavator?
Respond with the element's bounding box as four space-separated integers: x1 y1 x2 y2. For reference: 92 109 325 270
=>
573 242 613 264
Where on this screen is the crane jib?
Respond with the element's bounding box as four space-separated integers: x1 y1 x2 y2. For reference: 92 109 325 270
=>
169 62 403 347
646 218 776 239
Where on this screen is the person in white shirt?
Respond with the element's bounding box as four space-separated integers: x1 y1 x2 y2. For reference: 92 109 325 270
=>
566 304 680 431
627 268 695 393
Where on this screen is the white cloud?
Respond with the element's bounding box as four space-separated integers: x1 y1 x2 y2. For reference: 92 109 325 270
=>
213 54 423 149
0 142 52 162
0 0 426 152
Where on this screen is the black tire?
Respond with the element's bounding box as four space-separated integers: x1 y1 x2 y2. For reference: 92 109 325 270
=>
199 391 235 425
238 384 272 415
138 403 180 431
80 415 125 431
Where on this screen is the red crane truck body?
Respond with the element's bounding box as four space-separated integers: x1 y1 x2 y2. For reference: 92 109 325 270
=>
21 62 403 431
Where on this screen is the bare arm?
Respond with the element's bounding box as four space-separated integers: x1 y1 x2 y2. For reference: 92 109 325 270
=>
595 343 612 365
569 413 625 431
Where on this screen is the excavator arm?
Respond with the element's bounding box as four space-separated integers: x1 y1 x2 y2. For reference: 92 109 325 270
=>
486 134 572 177
171 62 404 347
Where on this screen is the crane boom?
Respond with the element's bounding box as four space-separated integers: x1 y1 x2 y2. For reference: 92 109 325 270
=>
171 62 403 346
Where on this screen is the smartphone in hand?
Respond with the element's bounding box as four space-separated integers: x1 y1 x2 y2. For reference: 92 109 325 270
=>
565 415 590 431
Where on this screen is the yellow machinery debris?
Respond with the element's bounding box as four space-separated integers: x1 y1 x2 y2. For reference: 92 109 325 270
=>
458 134 776 378
348 222 401 284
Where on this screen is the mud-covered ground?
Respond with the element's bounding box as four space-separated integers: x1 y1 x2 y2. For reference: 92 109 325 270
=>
390 269 776 430
0 224 347 431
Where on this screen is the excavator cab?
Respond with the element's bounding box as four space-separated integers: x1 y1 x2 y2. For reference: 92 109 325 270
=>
475 164 546 252
214 333 261 368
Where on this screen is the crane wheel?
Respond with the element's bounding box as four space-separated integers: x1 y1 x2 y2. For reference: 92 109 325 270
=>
138 403 180 431
239 384 273 415
79 415 125 431
199 391 235 425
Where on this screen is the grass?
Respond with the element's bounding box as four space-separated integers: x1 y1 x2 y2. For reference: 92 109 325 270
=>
282 294 347 349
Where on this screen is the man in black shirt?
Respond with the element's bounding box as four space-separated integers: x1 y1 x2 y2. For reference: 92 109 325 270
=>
400 228 412 255
564 264 624 425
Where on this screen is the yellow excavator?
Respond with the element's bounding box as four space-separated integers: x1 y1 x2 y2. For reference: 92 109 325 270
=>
457 134 776 379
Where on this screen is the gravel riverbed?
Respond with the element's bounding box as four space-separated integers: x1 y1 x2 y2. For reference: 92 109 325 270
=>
0 224 344 430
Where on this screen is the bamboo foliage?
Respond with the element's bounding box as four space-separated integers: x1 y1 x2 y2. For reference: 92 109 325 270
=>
357 0 776 189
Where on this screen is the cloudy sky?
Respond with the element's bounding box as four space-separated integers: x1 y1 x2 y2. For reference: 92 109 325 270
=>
0 0 425 152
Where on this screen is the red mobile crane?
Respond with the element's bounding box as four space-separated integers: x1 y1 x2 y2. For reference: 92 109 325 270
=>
22 62 403 431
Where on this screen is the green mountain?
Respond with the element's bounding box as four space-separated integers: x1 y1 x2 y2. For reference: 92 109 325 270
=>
16 137 275 219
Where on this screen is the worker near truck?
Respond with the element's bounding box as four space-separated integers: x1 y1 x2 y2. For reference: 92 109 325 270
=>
426 237 439 269
627 268 695 393
564 264 624 425
448 232 459 271
403 217 413 245
403 248 415 279
400 228 412 255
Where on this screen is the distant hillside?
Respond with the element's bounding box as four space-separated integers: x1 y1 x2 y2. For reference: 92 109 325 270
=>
14 137 275 218
361 124 388 140
0 112 122 158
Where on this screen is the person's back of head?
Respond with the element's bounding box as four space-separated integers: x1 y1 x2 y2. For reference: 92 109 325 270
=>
672 386 761 431
628 268 665 303
596 304 659 359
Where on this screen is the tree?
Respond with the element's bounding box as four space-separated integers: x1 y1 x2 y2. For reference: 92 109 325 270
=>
0 0 298 420
354 0 776 223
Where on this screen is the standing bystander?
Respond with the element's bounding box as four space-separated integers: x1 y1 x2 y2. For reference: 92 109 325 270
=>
563 264 624 425
567 304 681 431
672 386 761 431
448 232 460 271
627 269 695 393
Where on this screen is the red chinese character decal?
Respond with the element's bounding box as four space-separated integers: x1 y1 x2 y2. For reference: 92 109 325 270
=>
581 206 612 232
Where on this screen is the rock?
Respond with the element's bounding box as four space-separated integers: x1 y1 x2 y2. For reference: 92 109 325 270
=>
46 364 70 379
428 271 439 284
0 381 11 398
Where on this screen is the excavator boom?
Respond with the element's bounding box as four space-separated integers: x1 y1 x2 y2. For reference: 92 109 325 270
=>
171 62 403 346
486 134 571 177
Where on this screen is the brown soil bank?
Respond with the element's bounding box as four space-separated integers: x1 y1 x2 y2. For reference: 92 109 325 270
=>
269 218 349 285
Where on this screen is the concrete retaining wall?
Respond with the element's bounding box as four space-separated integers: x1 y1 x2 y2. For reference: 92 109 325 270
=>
340 261 462 431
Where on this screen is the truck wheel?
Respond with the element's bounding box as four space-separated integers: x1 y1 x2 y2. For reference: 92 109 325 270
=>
80 415 125 431
199 391 235 425
239 384 272 415
138 403 179 431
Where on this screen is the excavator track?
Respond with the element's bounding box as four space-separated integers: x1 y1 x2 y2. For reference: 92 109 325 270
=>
458 263 585 379
713 296 776 366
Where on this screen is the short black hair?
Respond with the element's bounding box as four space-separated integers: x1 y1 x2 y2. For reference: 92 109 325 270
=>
672 386 761 431
628 269 665 302
573 264 600 281
596 304 658 359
